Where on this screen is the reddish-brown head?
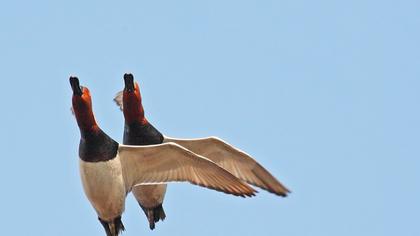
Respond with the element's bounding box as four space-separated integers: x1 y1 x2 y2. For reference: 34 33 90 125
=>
122 73 147 125
70 76 98 131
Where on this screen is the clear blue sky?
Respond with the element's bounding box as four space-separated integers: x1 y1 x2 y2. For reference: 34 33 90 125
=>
1 1 419 235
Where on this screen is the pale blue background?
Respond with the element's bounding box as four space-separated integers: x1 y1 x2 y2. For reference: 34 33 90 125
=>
1 1 419 235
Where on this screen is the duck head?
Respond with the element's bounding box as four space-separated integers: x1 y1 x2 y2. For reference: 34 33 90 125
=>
70 76 98 131
122 73 147 125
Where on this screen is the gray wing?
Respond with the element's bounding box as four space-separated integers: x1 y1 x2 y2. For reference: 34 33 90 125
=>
113 90 124 111
118 143 256 197
163 136 290 197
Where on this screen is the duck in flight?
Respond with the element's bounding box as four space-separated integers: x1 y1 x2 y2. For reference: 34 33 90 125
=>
114 73 290 230
70 76 256 236
117 73 167 230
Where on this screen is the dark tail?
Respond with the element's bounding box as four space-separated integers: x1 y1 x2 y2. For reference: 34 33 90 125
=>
99 216 125 236
141 204 166 230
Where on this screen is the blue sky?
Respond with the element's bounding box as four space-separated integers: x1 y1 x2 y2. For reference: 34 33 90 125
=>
1 1 419 235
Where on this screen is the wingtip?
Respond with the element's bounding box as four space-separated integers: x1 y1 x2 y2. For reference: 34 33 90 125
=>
273 189 291 197
113 90 124 111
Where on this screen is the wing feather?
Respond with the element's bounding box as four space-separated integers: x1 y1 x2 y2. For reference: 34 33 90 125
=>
113 90 124 111
118 143 256 197
163 136 290 197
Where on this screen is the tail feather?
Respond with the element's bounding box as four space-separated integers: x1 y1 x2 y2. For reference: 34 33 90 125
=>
141 204 166 230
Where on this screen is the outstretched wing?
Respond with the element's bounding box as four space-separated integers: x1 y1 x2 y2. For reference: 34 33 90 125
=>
118 143 256 197
163 136 290 197
113 90 124 111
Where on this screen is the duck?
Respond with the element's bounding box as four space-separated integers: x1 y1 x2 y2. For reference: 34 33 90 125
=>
113 73 290 228
117 73 167 230
70 76 256 236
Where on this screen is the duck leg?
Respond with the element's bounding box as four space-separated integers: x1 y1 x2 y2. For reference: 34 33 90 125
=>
98 216 125 236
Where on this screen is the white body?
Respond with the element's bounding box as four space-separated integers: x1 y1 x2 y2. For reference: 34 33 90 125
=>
78 143 255 222
79 156 126 221
132 185 167 209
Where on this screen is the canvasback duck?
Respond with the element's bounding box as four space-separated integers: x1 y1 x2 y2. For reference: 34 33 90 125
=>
114 74 290 201
119 73 166 230
70 76 256 236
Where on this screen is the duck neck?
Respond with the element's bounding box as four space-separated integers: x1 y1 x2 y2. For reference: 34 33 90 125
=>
72 100 118 162
123 92 148 125
75 109 99 135
74 111 118 162
78 128 119 162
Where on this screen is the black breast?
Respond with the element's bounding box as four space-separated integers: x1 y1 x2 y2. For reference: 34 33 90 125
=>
79 129 119 162
123 122 164 145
